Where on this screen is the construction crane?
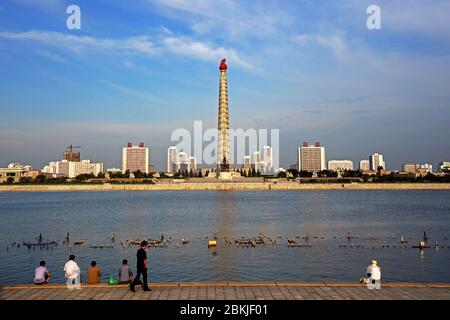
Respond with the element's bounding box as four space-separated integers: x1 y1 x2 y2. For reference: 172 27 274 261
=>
66 144 81 152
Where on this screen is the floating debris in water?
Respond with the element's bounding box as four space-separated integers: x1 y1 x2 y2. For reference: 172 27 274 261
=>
90 244 114 249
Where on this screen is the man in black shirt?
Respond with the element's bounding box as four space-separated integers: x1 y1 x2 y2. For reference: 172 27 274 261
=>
130 240 151 292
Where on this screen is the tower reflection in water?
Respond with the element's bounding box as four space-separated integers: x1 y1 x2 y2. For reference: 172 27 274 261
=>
209 191 238 280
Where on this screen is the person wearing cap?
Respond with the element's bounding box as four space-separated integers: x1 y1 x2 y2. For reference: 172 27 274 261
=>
130 240 151 292
366 260 381 289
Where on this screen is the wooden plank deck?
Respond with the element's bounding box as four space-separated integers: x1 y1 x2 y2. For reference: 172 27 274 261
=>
1 283 449 300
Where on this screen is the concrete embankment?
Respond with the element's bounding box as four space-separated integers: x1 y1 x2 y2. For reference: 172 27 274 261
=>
1 182 450 192
1 282 449 300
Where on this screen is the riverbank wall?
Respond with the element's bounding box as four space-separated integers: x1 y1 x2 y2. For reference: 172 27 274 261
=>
1 182 450 192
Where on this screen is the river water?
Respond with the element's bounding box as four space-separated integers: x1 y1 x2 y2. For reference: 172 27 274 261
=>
0 190 449 284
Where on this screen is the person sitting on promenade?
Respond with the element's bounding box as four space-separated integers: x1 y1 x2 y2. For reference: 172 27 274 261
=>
119 259 133 284
64 255 81 290
34 261 51 285
87 261 101 284
366 260 381 289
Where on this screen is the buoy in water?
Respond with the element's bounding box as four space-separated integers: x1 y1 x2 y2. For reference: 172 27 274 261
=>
208 239 217 247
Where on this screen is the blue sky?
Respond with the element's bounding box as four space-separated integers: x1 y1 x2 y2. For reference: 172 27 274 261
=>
1 0 450 170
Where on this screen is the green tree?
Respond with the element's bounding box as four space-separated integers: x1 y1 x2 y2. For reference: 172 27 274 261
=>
19 177 33 184
133 169 144 178
35 174 47 183
277 171 287 178
299 170 313 178
287 169 299 178
5 177 15 184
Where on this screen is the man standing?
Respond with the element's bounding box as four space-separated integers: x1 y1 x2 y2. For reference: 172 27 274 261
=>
130 240 151 292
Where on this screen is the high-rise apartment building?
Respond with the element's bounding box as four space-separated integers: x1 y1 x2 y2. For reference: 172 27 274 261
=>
189 157 197 171
262 146 273 172
369 153 385 171
359 160 370 171
243 156 251 169
166 146 197 173
63 151 80 162
122 142 149 174
167 146 178 174
253 151 260 164
297 141 326 172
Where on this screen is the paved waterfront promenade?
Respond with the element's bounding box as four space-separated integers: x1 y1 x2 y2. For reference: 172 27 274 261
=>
1 283 449 300
1 183 450 192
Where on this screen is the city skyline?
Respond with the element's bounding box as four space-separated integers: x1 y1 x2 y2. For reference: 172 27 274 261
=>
1 1 450 170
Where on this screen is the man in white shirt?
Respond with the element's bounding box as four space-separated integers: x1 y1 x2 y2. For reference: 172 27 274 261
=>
366 260 381 289
64 254 81 290
34 261 51 285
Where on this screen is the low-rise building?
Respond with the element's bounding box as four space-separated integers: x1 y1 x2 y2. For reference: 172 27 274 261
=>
0 167 24 183
328 160 353 171
403 163 433 175
43 159 103 178
0 163 35 182
438 162 450 173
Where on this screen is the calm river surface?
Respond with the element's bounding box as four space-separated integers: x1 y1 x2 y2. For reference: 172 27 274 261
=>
0 190 449 284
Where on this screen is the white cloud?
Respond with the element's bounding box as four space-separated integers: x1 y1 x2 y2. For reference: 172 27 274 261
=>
162 36 252 69
99 78 169 106
35 49 66 63
0 29 253 70
9 0 64 12
151 0 293 40
0 30 158 55
294 33 348 59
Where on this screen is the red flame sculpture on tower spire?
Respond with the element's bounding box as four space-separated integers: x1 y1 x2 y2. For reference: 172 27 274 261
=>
219 58 227 71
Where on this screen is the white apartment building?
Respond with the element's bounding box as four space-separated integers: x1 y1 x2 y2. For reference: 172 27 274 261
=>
328 160 353 171
243 156 251 169
166 146 197 173
369 153 385 170
359 160 370 171
262 146 273 172
167 146 178 173
57 159 103 178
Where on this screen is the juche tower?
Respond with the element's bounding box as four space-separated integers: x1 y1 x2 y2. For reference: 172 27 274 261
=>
217 58 230 173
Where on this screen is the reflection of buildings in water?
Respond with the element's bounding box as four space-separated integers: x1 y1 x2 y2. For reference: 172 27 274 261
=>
212 191 238 279
215 191 236 237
